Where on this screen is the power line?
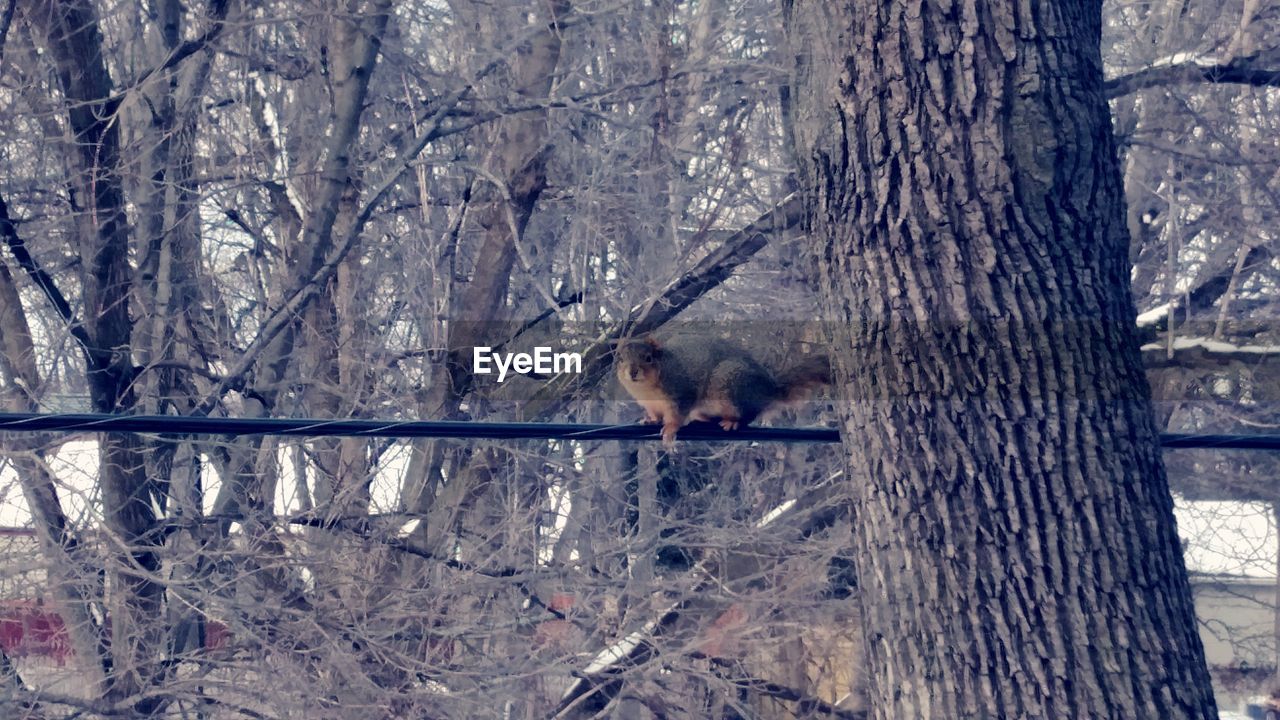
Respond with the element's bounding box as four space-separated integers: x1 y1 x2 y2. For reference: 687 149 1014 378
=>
1160 434 1280 450
0 412 1276 449
0 412 835 443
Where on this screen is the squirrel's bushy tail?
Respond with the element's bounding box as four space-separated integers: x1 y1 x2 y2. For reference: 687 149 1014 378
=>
771 354 832 407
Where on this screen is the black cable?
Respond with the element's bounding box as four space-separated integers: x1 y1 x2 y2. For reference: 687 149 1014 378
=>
0 412 1276 449
1160 434 1280 450
0 412 836 443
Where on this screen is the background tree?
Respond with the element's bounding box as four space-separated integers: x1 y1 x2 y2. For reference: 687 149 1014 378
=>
0 0 853 716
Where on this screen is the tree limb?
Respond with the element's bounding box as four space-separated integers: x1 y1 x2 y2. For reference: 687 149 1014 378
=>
552 482 842 719
0 260 113 697
704 657 865 719
1142 337 1280 369
0 0 16 66
0 193 94 362
1106 48 1280 98
108 0 230 105
518 193 804 420
1136 242 1273 342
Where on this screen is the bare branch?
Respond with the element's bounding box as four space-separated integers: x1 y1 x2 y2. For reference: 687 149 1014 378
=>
1143 337 1280 370
0 193 94 361
0 0 16 66
1106 48 1280 98
705 657 866 719
110 0 231 102
518 193 804 420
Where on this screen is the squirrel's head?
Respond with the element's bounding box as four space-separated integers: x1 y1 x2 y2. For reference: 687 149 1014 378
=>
615 337 663 385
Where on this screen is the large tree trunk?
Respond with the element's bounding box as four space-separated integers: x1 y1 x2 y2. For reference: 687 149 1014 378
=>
784 2 1218 718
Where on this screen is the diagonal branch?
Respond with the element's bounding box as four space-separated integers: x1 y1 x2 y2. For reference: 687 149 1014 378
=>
192 7 587 416
1106 47 1280 98
1136 242 1274 342
704 657 865 719
0 0 16 66
518 193 805 420
631 192 805 334
0 193 95 362
99 0 232 115
551 484 844 719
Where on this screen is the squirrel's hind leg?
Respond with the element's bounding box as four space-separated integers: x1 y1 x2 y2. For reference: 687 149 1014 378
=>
697 386 756 433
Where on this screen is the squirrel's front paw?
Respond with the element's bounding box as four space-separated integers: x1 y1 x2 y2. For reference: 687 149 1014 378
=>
661 423 679 450
719 418 740 431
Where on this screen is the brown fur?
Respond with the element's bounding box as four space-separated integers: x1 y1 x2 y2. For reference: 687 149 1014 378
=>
615 335 830 447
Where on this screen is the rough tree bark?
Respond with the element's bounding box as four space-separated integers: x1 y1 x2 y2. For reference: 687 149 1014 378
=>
784 1 1218 718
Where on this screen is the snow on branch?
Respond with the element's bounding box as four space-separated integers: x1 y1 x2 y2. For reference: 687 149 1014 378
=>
1136 303 1172 328
1106 48 1280 98
1142 336 1280 368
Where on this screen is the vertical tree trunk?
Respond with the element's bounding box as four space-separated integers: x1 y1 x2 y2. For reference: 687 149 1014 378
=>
784 2 1218 717
33 0 163 702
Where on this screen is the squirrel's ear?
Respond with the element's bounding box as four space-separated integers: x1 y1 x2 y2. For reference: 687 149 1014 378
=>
639 336 663 359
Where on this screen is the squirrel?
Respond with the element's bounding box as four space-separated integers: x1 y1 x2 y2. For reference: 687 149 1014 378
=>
614 334 831 447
